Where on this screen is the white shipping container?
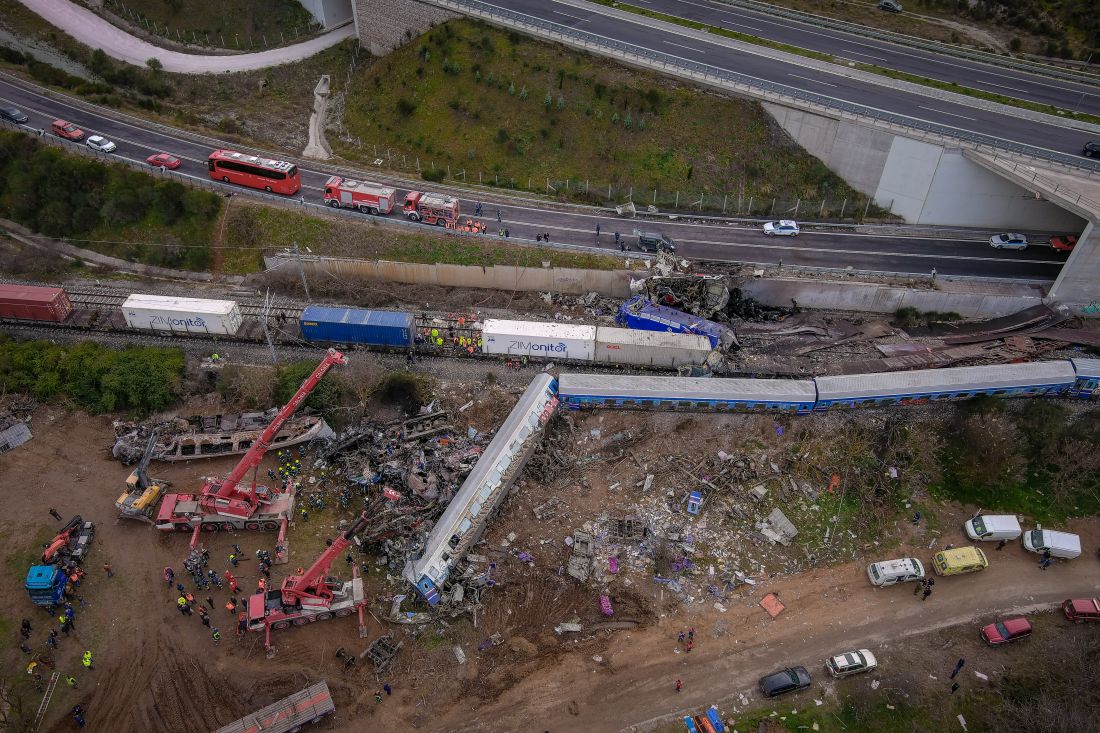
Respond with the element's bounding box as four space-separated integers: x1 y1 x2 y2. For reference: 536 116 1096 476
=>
122 294 242 335
482 319 595 361
594 327 711 369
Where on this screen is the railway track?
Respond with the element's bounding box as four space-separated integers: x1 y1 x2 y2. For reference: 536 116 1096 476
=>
64 288 305 321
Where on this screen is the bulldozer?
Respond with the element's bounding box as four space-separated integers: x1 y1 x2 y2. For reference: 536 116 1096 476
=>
115 428 169 522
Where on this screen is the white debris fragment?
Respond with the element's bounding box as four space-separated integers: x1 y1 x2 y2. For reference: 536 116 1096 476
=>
453 645 466 664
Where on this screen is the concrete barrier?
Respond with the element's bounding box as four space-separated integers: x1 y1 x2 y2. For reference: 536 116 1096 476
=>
265 254 635 297
741 278 1042 318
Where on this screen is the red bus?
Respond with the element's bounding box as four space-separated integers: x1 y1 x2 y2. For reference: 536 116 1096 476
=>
207 149 301 195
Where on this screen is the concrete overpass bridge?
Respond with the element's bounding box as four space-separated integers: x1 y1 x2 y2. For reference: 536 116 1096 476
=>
327 0 1100 304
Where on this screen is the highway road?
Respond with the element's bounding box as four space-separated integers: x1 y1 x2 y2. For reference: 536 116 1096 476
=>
485 0 1100 159
604 0 1100 114
0 75 1071 281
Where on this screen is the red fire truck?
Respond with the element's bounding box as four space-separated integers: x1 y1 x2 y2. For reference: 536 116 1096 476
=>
322 176 396 215
403 190 460 226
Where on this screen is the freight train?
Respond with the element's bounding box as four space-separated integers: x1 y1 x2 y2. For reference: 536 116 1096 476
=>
0 285 715 370
4 284 1100 404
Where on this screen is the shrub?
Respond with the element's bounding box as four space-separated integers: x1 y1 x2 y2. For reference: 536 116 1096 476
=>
0 338 184 414
274 360 342 413
395 98 417 116
421 168 445 182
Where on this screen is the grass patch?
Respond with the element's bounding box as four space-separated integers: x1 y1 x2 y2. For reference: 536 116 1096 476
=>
342 20 866 207
99 0 315 47
223 201 624 272
935 399 1100 523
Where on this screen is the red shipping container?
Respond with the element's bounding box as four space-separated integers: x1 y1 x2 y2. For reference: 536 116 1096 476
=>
0 284 73 322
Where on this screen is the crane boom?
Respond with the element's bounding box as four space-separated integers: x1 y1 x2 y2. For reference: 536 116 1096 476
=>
198 348 346 516
280 511 370 606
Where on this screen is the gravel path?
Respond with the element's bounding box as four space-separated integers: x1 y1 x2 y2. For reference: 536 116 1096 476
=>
16 0 355 72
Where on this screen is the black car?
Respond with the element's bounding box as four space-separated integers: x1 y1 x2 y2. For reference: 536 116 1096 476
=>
759 666 812 697
0 106 29 124
637 232 676 253
878 0 903 11
1083 141 1100 158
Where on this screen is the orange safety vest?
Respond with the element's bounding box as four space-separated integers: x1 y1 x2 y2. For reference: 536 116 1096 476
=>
225 601 235 612
258 577 267 590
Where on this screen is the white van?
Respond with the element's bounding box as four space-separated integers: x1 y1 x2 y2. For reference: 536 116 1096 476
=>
1021 528 1081 559
964 515 1022 541
867 558 925 586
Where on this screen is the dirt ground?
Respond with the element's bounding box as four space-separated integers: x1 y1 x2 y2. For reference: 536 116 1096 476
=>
2 403 1099 733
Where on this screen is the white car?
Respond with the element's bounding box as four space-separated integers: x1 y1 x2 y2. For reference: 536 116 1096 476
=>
763 220 800 236
989 232 1028 250
86 135 117 153
826 649 878 678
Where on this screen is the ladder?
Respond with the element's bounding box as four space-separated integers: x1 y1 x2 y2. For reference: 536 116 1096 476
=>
33 670 61 731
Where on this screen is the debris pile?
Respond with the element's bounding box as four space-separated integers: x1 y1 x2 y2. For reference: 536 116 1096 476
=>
312 406 489 550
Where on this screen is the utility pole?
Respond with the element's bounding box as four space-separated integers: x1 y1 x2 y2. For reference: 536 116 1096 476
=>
292 241 311 302
259 290 278 365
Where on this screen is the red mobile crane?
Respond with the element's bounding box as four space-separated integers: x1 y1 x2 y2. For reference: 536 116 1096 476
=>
247 511 371 649
155 349 347 557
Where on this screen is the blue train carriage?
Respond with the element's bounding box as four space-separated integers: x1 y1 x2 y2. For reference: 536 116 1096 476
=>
617 296 737 350
558 373 818 413
813 361 1077 410
1069 358 1100 399
298 305 414 348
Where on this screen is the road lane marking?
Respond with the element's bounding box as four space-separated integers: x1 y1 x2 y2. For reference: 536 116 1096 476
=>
663 40 704 53
788 73 837 88
842 49 888 62
550 9 586 22
917 106 977 121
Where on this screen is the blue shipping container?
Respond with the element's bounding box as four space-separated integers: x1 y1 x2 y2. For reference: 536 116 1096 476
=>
299 305 414 347
616 296 734 349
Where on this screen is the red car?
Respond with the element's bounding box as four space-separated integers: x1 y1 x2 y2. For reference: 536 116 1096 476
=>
51 119 85 141
146 153 182 170
1049 235 1077 252
1063 598 1100 622
980 616 1032 645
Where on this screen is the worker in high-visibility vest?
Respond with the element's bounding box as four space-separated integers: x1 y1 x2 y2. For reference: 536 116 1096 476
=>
211 628 221 646
81 651 94 670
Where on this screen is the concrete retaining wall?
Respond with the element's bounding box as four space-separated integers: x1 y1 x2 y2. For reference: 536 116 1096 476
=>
741 278 1042 318
765 104 1086 230
352 0 457 55
265 254 635 296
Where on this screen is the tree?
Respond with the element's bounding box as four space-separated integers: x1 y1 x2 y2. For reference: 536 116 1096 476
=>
146 57 163 74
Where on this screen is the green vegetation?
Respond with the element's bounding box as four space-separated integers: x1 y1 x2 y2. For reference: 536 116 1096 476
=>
343 21 866 207
893 306 964 329
0 131 222 270
223 203 624 272
101 0 315 48
0 36 172 111
0 338 185 414
936 399 1100 522
273 359 343 413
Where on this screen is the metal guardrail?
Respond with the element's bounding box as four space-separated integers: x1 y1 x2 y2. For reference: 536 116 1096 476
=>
712 0 1100 86
976 151 1100 213
436 0 1100 180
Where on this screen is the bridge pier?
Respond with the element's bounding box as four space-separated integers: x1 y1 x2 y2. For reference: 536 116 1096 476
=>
1049 221 1100 305
351 0 458 56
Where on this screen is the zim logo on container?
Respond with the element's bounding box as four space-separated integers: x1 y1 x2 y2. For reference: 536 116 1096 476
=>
510 340 569 353
149 315 206 328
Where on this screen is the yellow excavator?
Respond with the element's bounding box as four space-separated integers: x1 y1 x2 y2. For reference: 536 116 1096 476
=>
115 428 169 522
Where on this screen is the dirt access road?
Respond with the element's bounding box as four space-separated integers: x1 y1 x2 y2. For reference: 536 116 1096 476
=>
2 406 1099 732
434 521 1100 732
